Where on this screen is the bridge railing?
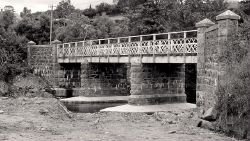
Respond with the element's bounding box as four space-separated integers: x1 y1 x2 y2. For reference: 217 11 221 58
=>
57 30 197 58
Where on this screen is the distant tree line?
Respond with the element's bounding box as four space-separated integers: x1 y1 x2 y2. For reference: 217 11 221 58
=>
13 0 244 44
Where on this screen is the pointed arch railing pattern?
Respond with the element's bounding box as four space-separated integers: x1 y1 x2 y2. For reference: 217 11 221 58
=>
57 30 197 58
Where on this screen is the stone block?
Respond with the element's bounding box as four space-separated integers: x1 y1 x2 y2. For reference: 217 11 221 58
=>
130 66 142 72
131 72 143 78
202 107 217 121
197 120 215 131
130 89 142 95
169 88 177 94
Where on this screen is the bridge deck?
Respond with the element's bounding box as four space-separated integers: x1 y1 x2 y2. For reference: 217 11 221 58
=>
57 30 197 63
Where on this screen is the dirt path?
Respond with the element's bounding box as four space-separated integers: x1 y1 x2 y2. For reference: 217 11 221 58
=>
0 97 239 141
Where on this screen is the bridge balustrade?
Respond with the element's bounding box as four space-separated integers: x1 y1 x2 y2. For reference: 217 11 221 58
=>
57 30 197 58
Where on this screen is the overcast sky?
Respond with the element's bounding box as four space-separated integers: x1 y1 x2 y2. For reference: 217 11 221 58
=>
1 0 113 14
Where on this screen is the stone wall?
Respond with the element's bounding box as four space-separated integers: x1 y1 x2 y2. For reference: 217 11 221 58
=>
27 40 61 86
57 63 81 88
140 64 184 95
129 63 186 105
196 26 219 112
28 45 54 84
78 63 130 97
195 11 241 113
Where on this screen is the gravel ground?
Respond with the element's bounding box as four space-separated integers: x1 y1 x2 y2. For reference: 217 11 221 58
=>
0 97 241 141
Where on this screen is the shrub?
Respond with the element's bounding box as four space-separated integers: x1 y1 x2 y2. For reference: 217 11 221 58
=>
216 21 250 139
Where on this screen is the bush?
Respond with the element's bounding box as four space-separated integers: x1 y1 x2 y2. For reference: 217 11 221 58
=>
216 21 250 139
0 11 28 83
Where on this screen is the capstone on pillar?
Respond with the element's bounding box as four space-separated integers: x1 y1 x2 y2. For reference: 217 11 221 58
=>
195 18 215 69
216 10 240 73
216 10 240 42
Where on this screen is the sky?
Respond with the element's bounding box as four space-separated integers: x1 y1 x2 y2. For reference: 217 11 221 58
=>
1 0 241 14
1 0 113 14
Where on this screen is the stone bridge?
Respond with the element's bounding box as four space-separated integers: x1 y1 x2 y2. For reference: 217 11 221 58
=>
27 10 240 109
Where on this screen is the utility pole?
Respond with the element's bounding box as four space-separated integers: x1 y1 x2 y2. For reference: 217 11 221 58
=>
49 5 56 45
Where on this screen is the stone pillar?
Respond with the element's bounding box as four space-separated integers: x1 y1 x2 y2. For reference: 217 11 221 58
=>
129 62 144 105
51 39 61 87
130 63 143 95
216 10 240 74
195 19 215 110
195 19 215 69
216 10 243 138
27 41 36 66
179 64 185 94
126 63 131 86
80 59 89 96
126 63 131 95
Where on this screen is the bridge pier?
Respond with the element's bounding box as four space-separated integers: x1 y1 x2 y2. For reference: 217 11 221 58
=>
80 60 90 96
129 63 186 105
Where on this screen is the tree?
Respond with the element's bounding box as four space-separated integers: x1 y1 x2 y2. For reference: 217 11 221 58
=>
54 13 94 42
125 0 167 35
83 5 97 18
0 10 15 30
54 0 75 18
92 16 116 38
15 14 51 44
20 7 31 18
240 0 250 15
110 18 130 37
117 0 147 10
125 0 228 34
0 12 27 82
96 3 113 15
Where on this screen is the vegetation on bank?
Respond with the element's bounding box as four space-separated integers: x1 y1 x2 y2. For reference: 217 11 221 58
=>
216 15 250 138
